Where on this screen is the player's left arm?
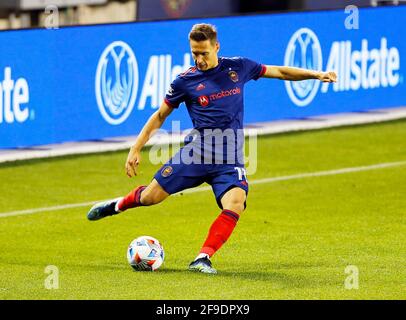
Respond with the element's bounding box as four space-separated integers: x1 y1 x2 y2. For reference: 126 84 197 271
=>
262 65 337 82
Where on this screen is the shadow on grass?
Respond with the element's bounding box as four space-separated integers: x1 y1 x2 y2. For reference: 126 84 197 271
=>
1 258 337 289
159 267 329 289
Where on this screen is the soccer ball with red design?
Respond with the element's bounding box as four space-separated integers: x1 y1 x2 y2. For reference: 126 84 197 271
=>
127 236 165 271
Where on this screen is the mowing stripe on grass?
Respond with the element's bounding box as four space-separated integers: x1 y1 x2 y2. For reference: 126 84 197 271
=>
1 160 405 219
0 201 101 219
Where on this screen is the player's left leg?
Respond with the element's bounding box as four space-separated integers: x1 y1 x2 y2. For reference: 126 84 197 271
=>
219 187 246 214
189 187 246 274
189 166 248 274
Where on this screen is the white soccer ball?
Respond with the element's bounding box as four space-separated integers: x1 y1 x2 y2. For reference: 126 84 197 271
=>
127 236 165 271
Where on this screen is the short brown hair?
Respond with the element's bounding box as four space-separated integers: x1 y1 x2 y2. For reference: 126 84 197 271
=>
189 23 218 44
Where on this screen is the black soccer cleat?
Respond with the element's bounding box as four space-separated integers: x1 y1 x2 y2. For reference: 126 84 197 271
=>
87 197 123 221
188 257 217 274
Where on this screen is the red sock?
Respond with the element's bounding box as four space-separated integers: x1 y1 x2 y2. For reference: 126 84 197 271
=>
200 209 240 257
117 186 146 211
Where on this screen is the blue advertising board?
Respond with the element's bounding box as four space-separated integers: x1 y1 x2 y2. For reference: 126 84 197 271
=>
0 6 405 148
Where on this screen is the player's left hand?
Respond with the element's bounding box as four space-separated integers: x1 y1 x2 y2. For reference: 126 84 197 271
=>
319 71 337 83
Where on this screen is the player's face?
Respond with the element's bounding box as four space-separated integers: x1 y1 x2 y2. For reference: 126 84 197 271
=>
190 39 220 71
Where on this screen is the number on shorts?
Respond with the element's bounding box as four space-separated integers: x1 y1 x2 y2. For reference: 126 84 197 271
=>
234 167 248 181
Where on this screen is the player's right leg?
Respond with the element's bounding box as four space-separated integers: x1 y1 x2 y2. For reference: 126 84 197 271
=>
86 179 168 221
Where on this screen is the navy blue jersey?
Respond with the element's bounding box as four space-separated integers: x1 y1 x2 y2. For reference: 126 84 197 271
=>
164 57 265 131
154 57 264 202
164 57 265 165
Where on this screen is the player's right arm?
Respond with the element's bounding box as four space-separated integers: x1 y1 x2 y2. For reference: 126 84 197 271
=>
125 101 174 178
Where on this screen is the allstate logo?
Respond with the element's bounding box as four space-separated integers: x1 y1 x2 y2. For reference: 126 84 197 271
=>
95 41 139 125
284 28 323 107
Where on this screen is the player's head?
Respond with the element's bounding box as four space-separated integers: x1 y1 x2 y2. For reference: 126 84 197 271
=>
189 23 220 71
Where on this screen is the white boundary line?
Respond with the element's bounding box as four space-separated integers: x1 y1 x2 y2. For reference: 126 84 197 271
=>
1 160 405 219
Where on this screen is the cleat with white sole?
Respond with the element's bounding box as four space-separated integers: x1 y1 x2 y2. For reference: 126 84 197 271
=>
188 257 217 274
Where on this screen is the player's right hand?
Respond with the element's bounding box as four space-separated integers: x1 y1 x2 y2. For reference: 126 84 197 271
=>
125 146 141 178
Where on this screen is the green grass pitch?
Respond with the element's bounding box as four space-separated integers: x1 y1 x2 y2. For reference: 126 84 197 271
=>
0 120 405 300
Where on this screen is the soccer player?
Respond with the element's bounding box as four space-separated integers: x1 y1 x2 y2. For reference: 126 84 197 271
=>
87 23 337 274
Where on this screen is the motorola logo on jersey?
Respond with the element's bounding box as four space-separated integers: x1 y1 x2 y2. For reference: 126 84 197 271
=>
284 28 323 107
95 41 139 125
209 87 241 101
198 95 209 107
198 87 242 107
284 28 401 107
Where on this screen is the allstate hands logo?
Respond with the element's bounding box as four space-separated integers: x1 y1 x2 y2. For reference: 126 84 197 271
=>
96 41 139 125
284 28 322 107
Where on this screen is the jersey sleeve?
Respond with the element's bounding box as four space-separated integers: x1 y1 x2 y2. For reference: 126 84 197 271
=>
240 57 266 82
164 77 186 108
